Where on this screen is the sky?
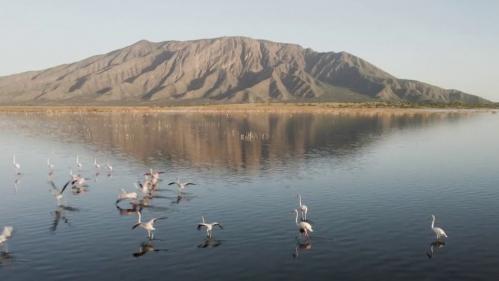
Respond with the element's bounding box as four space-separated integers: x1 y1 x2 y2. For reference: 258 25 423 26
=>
0 0 498 101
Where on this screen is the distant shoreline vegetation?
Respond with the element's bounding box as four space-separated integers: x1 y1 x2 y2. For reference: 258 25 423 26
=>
0 102 497 113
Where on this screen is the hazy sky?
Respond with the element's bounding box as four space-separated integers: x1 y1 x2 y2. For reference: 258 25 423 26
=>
1 0 498 100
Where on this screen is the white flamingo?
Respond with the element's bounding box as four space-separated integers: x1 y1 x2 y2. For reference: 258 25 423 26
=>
106 162 113 174
94 158 101 169
297 194 309 221
75 154 82 170
12 154 21 174
49 180 71 203
145 168 165 180
135 180 151 195
431 215 448 241
168 178 196 192
132 211 167 240
47 158 55 170
0 226 14 252
294 209 313 239
197 216 223 238
116 189 138 204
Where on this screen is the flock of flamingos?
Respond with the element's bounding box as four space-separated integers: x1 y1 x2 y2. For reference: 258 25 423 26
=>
1 153 448 257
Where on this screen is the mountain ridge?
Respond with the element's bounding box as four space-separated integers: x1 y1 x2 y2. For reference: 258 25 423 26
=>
0 36 490 105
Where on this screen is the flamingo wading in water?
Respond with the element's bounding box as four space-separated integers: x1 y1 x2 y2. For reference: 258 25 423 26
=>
294 209 313 239
431 215 448 241
197 216 223 238
12 154 21 174
0 226 14 252
297 194 309 221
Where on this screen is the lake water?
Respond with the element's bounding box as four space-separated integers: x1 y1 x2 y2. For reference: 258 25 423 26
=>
0 110 498 281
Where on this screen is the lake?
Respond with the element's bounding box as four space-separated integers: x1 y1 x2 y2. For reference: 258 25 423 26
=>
0 110 498 281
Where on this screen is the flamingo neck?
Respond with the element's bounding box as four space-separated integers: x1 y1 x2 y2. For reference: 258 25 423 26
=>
202 216 205 223
299 195 302 207
295 210 299 225
431 217 435 229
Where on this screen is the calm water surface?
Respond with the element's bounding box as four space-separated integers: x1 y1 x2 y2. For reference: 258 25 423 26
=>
0 110 498 281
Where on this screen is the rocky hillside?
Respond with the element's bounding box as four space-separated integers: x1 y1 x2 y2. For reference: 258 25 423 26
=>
0 37 489 105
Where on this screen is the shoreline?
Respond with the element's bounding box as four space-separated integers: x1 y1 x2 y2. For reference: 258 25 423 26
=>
0 103 496 114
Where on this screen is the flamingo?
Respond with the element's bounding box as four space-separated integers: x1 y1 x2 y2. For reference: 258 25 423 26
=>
294 209 313 239
12 154 21 174
105 162 113 176
75 154 82 170
116 189 138 204
94 158 101 169
197 216 223 238
168 178 196 192
297 194 309 221
0 226 14 252
132 210 167 240
47 158 55 171
69 170 88 187
49 180 71 203
135 180 151 195
145 168 165 180
431 215 448 241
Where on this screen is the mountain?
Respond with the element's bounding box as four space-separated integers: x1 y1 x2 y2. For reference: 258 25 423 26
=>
0 36 490 105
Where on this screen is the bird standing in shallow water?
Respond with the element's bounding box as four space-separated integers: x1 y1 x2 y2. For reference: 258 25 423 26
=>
0 226 14 253
297 194 309 221
75 154 82 170
47 158 55 175
132 210 167 240
431 215 448 241
12 154 21 175
105 162 113 176
197 216 223 238
294 209 313 240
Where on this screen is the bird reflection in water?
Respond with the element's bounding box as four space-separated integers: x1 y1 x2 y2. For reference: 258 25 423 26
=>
72 185 89 195
197 237 223 248
426 240 445 259
0 251 14 267
172 193 195 205
116 203 141 217
130 198 170 212
50 205 80 232
13 176 21 192
292 240 312 258
132 241 167 258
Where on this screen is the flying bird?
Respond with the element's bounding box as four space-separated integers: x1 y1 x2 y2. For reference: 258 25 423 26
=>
197 216 223 238
168 178 196 192
132 210 167 240
49 180 71 203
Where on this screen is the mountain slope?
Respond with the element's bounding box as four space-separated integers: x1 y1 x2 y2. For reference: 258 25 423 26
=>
0 37 489 105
